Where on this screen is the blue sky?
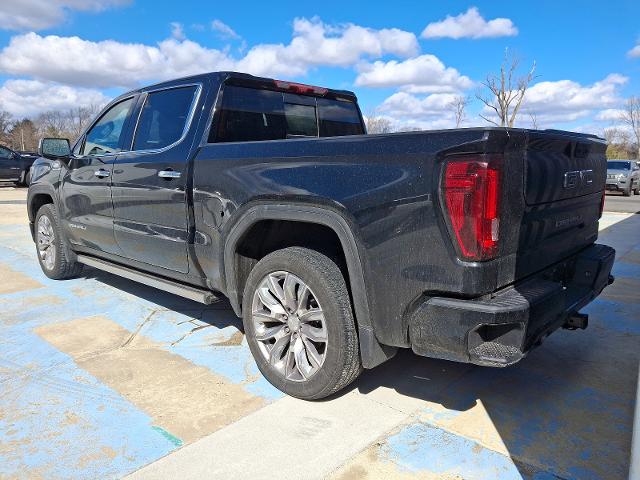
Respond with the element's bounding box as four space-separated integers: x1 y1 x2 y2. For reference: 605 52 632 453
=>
0 0 638 132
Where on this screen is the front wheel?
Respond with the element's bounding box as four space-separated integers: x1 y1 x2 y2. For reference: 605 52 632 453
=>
242 247 361 400
15 170 26 186
623 184 632 197
35 204 83 279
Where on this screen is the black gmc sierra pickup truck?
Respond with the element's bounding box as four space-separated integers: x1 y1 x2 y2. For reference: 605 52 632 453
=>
28 71 615 399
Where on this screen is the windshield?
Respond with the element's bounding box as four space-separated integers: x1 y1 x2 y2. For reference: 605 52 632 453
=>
607 161 631 170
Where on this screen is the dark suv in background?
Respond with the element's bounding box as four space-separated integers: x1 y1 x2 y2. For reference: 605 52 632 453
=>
0 145 39 186
606 159 640 196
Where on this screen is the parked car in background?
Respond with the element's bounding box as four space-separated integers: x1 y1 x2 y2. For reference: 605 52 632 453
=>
606 159 640 196
0 145 39 186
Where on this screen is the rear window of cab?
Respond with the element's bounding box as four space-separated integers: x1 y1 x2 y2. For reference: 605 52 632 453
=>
212 85 363 143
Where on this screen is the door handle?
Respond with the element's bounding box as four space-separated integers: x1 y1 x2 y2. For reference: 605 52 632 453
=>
94 169 110 178
158 170 181 179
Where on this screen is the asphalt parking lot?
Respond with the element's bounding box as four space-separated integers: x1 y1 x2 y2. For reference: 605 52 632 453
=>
0 184 638 480
604 190 640 214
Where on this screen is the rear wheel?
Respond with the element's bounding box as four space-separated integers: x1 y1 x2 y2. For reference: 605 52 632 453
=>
35 204 83 279
242 247 361 400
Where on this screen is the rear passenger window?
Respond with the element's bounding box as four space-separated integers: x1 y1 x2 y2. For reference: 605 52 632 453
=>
133 86 197 151
214 86 285 143
317 98 364 137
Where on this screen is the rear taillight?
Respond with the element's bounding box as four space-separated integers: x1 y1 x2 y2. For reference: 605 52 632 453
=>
443 155 502 261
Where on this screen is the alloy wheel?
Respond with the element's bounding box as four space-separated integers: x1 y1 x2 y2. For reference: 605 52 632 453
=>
37 215 56 271
251 271 328 382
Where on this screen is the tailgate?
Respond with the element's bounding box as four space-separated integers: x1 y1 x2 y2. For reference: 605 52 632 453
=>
525 131 606 205
515 130 607 277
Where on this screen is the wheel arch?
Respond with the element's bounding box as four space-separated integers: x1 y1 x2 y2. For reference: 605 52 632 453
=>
223 203 396 368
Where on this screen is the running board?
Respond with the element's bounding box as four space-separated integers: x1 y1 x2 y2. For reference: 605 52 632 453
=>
76 255 219 305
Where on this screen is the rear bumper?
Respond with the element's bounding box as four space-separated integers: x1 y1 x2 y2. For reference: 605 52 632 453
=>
408 243 615 367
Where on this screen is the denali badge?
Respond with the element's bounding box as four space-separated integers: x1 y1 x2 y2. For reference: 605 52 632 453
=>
563 169 593 189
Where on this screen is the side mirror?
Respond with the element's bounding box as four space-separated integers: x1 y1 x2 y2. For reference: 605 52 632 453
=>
39 138 71 159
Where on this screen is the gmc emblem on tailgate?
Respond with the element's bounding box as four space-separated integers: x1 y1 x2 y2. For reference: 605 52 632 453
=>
563 169 593 189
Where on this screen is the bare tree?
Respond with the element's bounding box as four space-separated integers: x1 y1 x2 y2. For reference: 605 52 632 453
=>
9 119 38 152
0 110 12 145
365 114 393 134
449 95 469 128
619 96 640 158
476 49 536 127
37 110 69 138
603 127 636 159
529 112 539 130
66 105 101 140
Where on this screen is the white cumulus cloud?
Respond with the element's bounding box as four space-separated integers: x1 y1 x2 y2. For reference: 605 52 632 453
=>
521 74 628 123
595 108 624 122
0 18 419 89
478 74 629 127
378 91 459 118
628 42 640 58
0 79 109 118
0 0 131 31
372 91 464 130
355 55 473 93
211 20 241 40
421 7 517 40
170 22 186 41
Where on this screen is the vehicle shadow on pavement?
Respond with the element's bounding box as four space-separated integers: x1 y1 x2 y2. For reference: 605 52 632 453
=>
81 267 244 334
335 212 640 479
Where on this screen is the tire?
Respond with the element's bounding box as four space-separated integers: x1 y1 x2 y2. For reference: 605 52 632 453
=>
35 204 83 280
15 170 26 186
242 247 362 400
24 169 31 186
623 184 632 197
633 181 639 195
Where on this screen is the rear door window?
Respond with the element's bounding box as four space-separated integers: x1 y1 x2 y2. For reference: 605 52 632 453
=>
133 86 197 151
214 86 285 143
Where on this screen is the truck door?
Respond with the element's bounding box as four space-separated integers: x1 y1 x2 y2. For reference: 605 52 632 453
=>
60 96 136 255
0 146 20 180
111 83 203 274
